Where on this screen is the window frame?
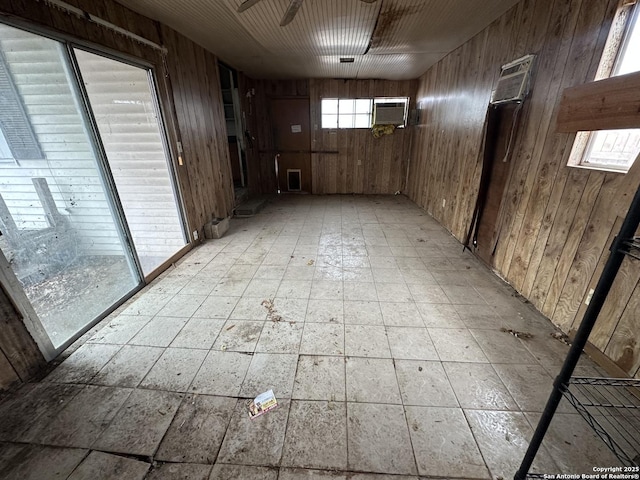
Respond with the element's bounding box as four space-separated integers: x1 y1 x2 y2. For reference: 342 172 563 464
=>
320 96 410 129
567 0 640 174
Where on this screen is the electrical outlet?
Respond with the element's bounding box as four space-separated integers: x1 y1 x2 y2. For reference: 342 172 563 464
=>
442 198 446 208
357 159 362 166
193 230 199 241
585 288 594 305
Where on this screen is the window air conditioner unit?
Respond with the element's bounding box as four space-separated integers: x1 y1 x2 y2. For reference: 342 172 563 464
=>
491 54 536 105
373 102 406 125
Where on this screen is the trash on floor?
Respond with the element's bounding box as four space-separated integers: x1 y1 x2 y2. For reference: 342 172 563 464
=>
550 331 571 345
262 298 282 322
500 327 534 339
247 389 278 419
307 259 315 266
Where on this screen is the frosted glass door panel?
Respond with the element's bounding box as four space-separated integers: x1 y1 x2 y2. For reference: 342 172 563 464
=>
75 50 186 276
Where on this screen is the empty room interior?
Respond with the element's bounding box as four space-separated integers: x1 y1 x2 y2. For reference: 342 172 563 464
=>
1 0 640 478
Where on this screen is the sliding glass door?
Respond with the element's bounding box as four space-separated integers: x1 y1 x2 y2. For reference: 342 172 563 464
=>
0 23 141 350
0 23 187 356
74 50 187 275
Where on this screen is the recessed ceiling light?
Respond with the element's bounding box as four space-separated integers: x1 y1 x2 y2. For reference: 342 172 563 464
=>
340 57 355 63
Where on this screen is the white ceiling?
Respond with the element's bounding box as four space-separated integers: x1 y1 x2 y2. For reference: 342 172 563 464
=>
115 0 521 79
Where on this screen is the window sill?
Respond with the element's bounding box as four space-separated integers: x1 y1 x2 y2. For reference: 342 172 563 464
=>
567 163 630 174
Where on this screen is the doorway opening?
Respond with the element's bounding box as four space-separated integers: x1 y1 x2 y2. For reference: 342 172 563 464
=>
218 63 248 204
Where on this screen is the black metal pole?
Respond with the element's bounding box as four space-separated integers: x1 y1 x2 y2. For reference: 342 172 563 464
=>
514 183 640 480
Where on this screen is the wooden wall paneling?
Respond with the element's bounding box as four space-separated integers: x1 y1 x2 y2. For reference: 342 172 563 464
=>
499 0 580 290
540 172 604 318
604 278 640 374
0 347 19 390
0 284 45 382
504 0 617 292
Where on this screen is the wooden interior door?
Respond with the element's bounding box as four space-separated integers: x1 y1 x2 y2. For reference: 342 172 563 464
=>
475 103 520 264
270 98 311 193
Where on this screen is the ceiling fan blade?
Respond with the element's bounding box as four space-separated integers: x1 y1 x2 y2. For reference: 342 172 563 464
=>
280 0 303 26
237 0 264 13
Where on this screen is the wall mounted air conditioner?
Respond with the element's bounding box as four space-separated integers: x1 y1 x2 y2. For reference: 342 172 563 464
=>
373 102 406 125
491 54 536 105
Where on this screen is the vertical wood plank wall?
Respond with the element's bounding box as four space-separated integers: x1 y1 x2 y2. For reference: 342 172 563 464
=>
0 0 234 388
240 77 417 195
406 0 640 378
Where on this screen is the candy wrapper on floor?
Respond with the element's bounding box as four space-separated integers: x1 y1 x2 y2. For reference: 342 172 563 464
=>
247 389 278 419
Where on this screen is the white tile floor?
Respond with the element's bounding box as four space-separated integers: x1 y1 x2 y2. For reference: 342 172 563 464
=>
0 195 623 479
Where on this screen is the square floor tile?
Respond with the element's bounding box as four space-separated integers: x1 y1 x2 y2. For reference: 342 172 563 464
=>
493 363 572 413
92 345 163 388
190 351 252 396
217 399 290 466
179 276 218 295
344 325 391 358
428 328 488 363
37 385 132 448
344 282 378 301
305 299 344 323
0 445 88 480
524 412 621 474
212 321 264 352
442 286 486 305
240 353 298 398
465 410 558 478
395 360 457 407
255 265 287 280
407 284 449 303
300 323 344 355
88 315 152 345
469 328 538 364
292 355 346 401
342 268 374 282
277 280 312 299
230 297 270 320
380 303 423 327
170 317 225 349
278 468 347 479
67 451 149 480
416 304 465 328
156 294 206 317
271 298 308 323
155 394 235 463
255 322 303 353
93 389 182 456
44 344 121 384
343 301 383 325
443 362 518 410
453 304 504 329
386 327 438 360
193 296 240 319
310 281 344 300
244 279 282 298
347 402 416 475
376 283 413 303
147 463 212 480
140 348 207 392
209 464 278 479
281 400 347 469
120 293 173 316
211 279 250 297
0 384 81 442
405 406 488 478
346 357 401 404
129 317 188 347
372 268 404 283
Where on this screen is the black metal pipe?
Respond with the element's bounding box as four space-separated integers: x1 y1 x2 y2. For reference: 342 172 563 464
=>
514 183 640 480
